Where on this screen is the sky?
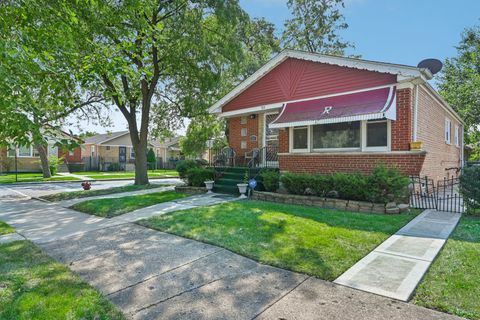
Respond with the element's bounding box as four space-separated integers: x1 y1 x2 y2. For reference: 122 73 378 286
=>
70 0 480 135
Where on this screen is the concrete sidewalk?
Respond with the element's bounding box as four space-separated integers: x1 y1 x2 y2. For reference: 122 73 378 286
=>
334 209 461 301
37 223 460 320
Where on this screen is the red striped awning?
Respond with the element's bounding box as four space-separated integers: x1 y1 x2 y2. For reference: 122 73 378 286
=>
270 86 396 128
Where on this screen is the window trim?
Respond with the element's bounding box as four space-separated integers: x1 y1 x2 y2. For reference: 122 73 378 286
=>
362 120 391 152
445 118 452 145
454 125 460 147
311 121 361 152
290 126 310 153
240 128 247 137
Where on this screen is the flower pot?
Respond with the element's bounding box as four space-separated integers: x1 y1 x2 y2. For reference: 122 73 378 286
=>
204 180 214 194
237 183 248 199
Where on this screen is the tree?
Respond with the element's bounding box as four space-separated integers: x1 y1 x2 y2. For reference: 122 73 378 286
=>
439 25 480 159
4 0 274 185
282 0 352 55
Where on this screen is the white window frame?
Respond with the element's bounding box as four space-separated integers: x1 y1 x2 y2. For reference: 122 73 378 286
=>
445 118 451 144
240 128 247 137
8 146 39 158
240 116 247 125
454 125 460 147
240 141 247 149
362 120 391 152
130 147 135 159
289 126 310 153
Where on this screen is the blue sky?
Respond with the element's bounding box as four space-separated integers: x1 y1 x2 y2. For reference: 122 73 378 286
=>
75 0 479 134
240 0 480 67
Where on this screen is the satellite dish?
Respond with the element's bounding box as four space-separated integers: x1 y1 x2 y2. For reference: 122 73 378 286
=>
417 59 443 75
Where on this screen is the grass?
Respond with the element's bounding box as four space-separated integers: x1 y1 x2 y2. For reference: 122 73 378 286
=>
413 216 480 320
138 200 417 280
0 173 79 184
70 191 188 218
40 183 169 202
77 170 179 180
0 241 124 320
0 221 15 235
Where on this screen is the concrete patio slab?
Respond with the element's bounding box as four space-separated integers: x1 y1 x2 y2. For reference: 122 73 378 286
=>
334 209 461 301
257 277 460 320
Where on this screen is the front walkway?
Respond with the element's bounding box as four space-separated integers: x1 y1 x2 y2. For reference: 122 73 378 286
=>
334 209 461 301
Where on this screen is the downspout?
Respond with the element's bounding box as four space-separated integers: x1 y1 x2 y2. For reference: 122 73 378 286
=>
413 84 419 141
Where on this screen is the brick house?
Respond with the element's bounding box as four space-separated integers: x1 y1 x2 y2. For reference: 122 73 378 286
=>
209 50 464 181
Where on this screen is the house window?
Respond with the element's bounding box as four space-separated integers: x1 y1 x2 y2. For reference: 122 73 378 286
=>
292 127 308 151
445 119 451 144
240 141 247 149
18 145 32 157
69 150 74 156
91 145 95 156
250 135 257 142
455 125 460 147
48 145 57 157
7 147 16 157
241 128 247 137
130 148 135 159
106 146 111 151
312 122 360 149
32 148 40 157
366 120 388 147
240 116 247 125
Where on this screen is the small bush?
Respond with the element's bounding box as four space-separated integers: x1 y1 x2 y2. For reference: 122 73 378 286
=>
108 162 122 172
460 166 480 214
332 172 368 201
280 172 311 195
185 167 214 187
176 160 199 179
260 170 280 192
367 165 409 203
48 156 63 175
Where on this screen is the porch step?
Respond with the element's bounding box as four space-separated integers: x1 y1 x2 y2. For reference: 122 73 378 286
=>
215 178 242 187
213 183 239 195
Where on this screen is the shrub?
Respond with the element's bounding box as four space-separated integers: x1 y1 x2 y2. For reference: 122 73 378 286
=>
185 167 214 187
108 162 122 172
260 170 280 192
460 166 480 214
367 165 410 203
176 160 199 179
311 174 334 197
332 172 368 201
48 156 63 175
280 172 311 195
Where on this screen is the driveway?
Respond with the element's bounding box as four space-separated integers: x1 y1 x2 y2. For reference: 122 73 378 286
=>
0 183 461 320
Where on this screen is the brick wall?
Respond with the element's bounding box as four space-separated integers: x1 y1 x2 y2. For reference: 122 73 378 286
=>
416 86 462 181
58 146 82 163
227 115 259 160
279 152 426 176
391 88 413 151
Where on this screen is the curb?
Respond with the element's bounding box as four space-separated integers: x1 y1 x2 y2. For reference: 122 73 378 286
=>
0 176 179 187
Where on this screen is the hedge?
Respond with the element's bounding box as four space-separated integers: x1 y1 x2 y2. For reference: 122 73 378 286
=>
460 166 480 214
185 167 214 187
280 165 409 204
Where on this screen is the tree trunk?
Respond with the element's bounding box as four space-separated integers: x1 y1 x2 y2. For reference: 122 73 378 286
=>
131 135 149 185
35 143 51 178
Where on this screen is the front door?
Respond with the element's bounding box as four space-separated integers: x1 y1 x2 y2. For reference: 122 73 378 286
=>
119 146 127 163
263 113 279 166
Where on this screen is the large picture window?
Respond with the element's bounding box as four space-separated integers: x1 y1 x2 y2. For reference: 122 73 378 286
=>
312 122 360 149
18 145 32 157
292 127 308 150
366 121 388 147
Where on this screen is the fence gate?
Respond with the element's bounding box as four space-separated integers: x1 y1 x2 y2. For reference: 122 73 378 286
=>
410 176 464 213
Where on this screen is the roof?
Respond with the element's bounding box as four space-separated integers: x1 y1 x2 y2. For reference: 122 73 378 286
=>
270 86 396 128
209 49 432 114
83 131 129 145
151 136 183 149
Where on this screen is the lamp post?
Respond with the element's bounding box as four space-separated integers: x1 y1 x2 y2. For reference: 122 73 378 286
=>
15 150 18 182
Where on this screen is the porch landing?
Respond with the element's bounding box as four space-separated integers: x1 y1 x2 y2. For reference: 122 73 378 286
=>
334 209 461 301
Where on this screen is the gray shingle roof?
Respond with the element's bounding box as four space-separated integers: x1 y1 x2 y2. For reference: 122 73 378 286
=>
83 131 129 145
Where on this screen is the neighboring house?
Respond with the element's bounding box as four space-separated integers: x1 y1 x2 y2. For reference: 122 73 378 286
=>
151 136 183 167
0 131 82 173
209 50 464 182
82 131 183 170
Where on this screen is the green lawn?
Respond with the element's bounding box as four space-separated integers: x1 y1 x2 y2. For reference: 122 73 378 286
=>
138 200 417 280
70 191 188 218
0 241 124 319
0 221 15 235
413 217 480 320
40 183 169 202
77 170 179 180
0 173 79 184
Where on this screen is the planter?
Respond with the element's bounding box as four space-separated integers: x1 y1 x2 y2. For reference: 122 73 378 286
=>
410 141 423 151
237 183 248 199
204 180 214 194
81 181 91 190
